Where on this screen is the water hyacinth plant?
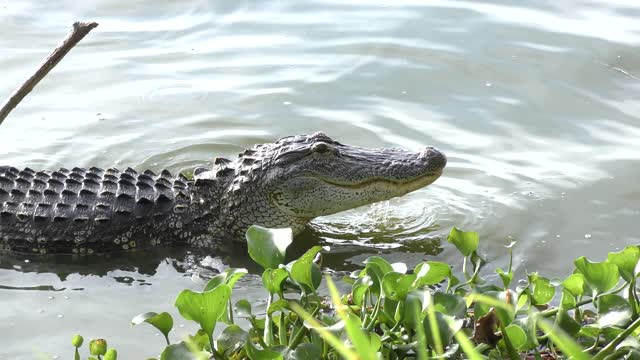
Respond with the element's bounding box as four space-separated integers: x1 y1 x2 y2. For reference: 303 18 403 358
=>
67 226 640 359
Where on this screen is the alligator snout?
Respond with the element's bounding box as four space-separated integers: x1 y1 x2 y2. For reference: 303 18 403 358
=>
419 146 447 172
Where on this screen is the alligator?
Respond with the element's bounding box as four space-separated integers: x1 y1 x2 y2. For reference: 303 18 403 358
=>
0 132 446 255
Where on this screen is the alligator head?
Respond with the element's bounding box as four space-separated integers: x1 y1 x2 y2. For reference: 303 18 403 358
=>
197 132 446 240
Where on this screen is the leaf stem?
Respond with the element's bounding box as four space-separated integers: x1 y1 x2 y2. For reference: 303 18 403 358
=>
593 316 640 360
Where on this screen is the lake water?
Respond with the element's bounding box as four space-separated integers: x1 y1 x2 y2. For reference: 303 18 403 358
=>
1 0 640 358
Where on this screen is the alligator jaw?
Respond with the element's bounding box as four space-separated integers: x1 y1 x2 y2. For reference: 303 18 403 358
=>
319 169 443 193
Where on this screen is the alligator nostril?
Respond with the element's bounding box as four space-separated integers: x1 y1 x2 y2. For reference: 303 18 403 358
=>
420 147 447 170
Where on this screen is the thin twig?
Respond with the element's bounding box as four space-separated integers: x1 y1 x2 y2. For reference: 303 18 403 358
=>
0 21 98 126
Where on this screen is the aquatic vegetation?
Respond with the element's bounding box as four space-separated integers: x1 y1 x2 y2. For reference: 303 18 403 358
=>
68 226 640 359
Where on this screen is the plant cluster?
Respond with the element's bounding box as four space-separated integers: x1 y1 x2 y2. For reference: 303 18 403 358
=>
67 226 640 359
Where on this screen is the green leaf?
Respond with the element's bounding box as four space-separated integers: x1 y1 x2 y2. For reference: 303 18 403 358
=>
174 285 231 346
290 246 323 291
245 339 284 360
160 342 201 360
403 290 427 330
246 226 292 270
503 324 528 350
556 289 581 336
363 256 394 296
447 227 479 257
574 257 620 295
423 311 462 350
351 275 373 306
216 324 248 356
235 299 253 318
562 273 586 297
267 299 291 315
187 329 211 352
608 246 640 283
414 261 452 286
204 268 248 292
381 272 417 301
579 324 601 338
432 292 467 319
286 343 322 360
262 268 290 294
528 272 555 305
131 312 174 341
597 294 633 328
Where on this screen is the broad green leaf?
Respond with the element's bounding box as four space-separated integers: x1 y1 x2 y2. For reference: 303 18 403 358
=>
528 273 555 305
160 342 201 360
403 290 427 329
246 226 292 270
423 311 462 350
556 309 581 336
290 246 323 291
414 261 452 286
262 268 290 294
351 276 373 306
381 272 417 301
556 289 581 336
235 299 252 318
581 325 602 339
368 332 382 352
574 257 620 295
267 299 291 315
562 273 586 297
174 285 231 345
608 246 640 283
560 289 577 309
597 294 632 327
503 324 528 350
432 292 467 318
286 343 322 360
363 256 394 296
245 340 284 360
216 324 248 356
204 268 248 292
188 329 211 352
447 227 479 256
131 312 173 342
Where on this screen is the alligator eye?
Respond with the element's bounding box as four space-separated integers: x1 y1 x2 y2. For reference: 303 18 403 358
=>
311 142 332 154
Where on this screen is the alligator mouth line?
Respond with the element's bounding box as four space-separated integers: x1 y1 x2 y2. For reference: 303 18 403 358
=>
318 170 443 191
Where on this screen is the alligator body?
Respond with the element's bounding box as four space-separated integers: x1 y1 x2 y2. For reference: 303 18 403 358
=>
0 132 446 255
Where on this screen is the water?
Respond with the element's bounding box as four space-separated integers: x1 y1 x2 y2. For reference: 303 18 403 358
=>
1 0 640 357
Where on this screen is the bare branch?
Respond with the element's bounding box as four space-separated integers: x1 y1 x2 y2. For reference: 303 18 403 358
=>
0 21 99 126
